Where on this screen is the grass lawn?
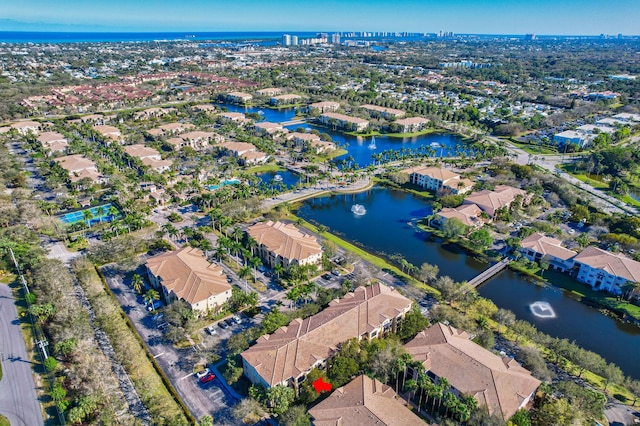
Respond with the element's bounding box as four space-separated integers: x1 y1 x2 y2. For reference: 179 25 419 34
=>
245 164 285 174
323 149 347 159
621 195 640 208
544 270 640 321
344 130 382 137
507 140 559 155
373 177 435 200
560 164 610 189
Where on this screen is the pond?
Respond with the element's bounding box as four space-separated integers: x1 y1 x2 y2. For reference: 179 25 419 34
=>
295 187 640 379
216 101 298 123
255 170 301 190
286 123 469 168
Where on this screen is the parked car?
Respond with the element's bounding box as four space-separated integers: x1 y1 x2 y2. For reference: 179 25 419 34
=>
232 315 242 324
218 321 229 329
147 300 163 311
322 273 332 280
199 373 216 384
205 325 217 335
151 313 164 322
196 368 210 379
331 270 341 276
157 322 168 330
225 318 235 327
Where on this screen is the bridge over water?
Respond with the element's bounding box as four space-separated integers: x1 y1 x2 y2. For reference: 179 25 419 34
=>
467 258 511 288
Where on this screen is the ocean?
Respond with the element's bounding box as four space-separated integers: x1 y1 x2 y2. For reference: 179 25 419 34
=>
0 31 319 44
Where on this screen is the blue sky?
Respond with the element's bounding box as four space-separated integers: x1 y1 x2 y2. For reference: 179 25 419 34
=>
2 0 639 35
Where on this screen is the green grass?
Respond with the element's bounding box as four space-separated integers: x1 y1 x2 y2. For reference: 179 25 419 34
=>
0 414 9 426
323 149 347 159
344 130 382 137
374 177 435 200
560 164 610 189
621 195 640 208
245 164 285 174
265 103 305 110
507 140 559 155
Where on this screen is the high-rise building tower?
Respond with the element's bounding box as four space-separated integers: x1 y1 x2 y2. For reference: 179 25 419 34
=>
331 33 341 44
282 34 291 46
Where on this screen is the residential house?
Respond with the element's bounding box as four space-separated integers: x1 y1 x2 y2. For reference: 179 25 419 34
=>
270 94 302 106
191 104 218 114
93 125 123 144
218 112 250 124
436 203 484 230
135 107 175 120
308 101 340 114
256 88 283 96
11 121 41 135
573 246 640 295
612 113 640 123
147 122 196 138
463 185 527 218
124 144 173 173
402 166 474 194
360 104 406 120
405 323 540 421
54 154 105 184
254 122 284 136
520 233 577 272
166 131 220 151
145 247 232 315
392 116 430 133
37 132 69 155
241 283 413 389
247 220 323 268
240 150 270 165
308 375 424 426
227 91 253 104
286 132 335 153
318 112 369 132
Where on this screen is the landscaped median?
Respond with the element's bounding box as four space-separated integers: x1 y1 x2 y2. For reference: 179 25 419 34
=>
73 259 194 425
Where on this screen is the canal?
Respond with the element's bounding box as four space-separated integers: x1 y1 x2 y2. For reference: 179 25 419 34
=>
295 186 640 379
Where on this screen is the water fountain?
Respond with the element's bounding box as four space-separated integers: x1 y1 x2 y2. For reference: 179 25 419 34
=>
273 174 283 182
430 141 441 148
367 136 377 150
351 204 367 216
530 301 556 318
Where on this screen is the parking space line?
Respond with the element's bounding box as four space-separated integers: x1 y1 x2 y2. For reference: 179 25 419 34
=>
153 352 165 358
180 373 194 380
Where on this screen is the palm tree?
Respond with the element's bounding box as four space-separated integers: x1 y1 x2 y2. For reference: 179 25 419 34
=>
246 236 258 257
232 226 243 244
250 256 262 283
82 209 94 227
238 265 252 293
416 371 430 413
95 206 105 223
143 289 160 309
393 356 407 394
273 263 284 280
436 377 449 411
404 379 418 404
443 392 457 418
131 273 144 294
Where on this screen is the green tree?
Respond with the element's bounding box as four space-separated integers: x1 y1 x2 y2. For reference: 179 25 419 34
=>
143 288 160 309
198 415 214 426
328 356 359 387
469 228 493 251
279 405 311 426
266 385 295 415
398 304 430 340
442 217 468 239
131 273 144 294
238 265 253 293
44 356 58 372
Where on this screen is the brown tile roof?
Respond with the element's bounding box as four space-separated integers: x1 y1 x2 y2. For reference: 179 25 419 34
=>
309 375 424 426
320 112 369 125
93 125 120 136
145 247 231 307
247 220 322 262
310 101 340 108
437 203 483 228
574 246 640 282
463 185 526 217
38 132 67 144
520 233 577 261
124 144 160 160
395 117 429 126
288 132 321 142
241 284 412 387
360 104 406 117
401 166 460 185
54 154 97 173
221 141 256 155
404 323 540 420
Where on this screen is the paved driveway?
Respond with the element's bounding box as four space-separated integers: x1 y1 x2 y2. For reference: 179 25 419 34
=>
101 266 242 425
0 283 44 426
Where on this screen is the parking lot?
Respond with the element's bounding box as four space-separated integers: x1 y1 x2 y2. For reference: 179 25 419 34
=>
101 265 243 425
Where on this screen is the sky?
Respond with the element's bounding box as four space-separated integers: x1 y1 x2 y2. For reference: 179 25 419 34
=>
1 0 639 35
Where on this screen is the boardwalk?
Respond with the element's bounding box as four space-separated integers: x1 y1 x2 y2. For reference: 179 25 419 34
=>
467 258 511 288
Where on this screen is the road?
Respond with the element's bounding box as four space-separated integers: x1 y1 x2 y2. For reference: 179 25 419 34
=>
101 265 242 425
0 283 44 426
501 139 637 215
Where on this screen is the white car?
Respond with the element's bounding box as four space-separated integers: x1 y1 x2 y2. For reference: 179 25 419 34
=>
232 315 242 324
195 368 210 379
205 325 217 335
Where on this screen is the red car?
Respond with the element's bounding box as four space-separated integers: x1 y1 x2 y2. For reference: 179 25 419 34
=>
200 373 216 384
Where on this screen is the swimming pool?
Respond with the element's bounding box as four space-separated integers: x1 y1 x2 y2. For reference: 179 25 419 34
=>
207 178 241 190
59 203 120 226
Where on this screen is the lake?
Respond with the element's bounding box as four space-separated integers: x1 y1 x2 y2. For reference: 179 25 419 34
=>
295 187 640 379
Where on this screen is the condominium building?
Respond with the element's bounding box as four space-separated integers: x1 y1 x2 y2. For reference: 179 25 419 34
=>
247 220 323 268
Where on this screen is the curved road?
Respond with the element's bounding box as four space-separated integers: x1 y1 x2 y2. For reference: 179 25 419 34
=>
0 283 44 426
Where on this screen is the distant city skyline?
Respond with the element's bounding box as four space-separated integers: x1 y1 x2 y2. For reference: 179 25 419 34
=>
2 0 639 36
